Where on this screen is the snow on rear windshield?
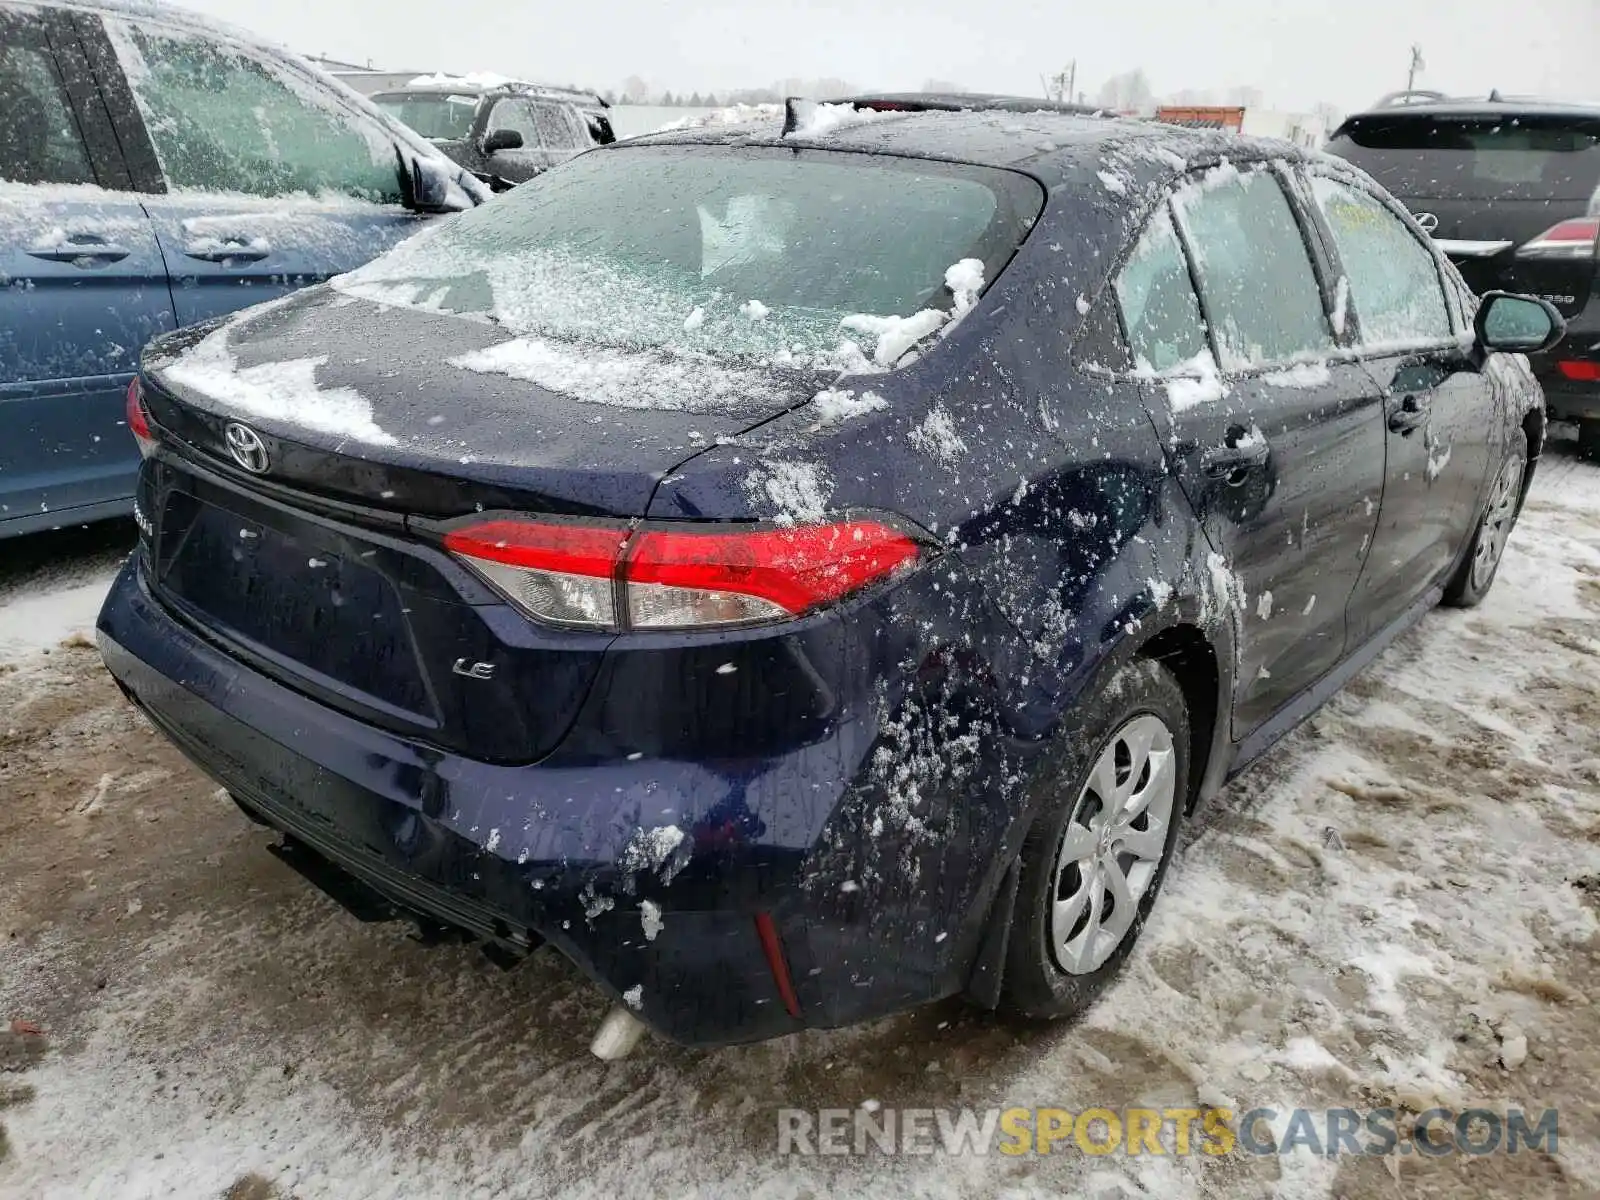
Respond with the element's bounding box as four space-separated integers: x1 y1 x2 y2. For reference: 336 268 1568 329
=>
334 145 1042 364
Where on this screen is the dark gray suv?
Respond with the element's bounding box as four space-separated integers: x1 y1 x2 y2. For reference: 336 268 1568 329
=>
1327 96 1600 455
373 79 614 191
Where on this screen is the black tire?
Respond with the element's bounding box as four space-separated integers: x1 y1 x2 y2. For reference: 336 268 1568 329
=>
1443 429 1527 609
1578 419 1600 461
1001 658 1190 1020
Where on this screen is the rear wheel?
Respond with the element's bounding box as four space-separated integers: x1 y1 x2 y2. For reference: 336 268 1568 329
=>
1443 429 1526 608
1001 659 1189 1019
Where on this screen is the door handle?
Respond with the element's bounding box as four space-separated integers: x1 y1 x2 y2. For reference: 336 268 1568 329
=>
1387 394 1430 435
184 239 271 263
1200 425 1270 481
26 239 131 265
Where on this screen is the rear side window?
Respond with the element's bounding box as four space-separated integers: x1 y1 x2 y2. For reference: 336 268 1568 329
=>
531 102 591 152
1329 114 1600 203
1173 166 1335 368
107 19 402 203
1311 176 1453 347
0 39 94 185
1114 207 1209 372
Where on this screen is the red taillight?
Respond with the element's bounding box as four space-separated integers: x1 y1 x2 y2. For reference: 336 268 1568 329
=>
1556 360 1600 381
1518 217 1599 260
126 377 157 458
442 516 922 631
442 520 629 629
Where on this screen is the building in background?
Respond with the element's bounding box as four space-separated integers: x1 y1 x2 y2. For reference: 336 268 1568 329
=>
1154 103 1328 148
304 54 428 96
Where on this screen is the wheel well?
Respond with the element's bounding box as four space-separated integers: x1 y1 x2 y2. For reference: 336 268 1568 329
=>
1138 625 1219 811
1520 408 1545 505
1522 409 1545 460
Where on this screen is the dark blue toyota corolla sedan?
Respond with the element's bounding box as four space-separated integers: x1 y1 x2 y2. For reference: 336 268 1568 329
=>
97 103 1563 1051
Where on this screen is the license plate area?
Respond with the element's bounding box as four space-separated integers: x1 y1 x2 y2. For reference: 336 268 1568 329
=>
156 490 434 720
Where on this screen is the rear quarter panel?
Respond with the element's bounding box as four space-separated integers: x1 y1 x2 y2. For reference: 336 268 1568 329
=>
642 165 1236 1013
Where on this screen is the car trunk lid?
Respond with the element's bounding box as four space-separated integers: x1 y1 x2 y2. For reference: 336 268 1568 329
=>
136 286 826 763
141 284 826 519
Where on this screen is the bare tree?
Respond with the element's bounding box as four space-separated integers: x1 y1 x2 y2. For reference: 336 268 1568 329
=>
1312 101 1343 132
622 75 650 104
1096 69 1154 113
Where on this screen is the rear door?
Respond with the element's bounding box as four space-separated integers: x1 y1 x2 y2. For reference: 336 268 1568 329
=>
1326 111 1600 319
1304 168 1497 642
530 100 593 165
1122 163 1386 737
0 4 175 535
82 10 429 326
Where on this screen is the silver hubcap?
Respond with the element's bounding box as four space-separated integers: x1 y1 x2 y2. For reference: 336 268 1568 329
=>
1051 713 1177 975
1471 451 1524 592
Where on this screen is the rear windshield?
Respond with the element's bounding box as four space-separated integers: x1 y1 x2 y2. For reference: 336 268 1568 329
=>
333 144 1043 364
374 93 478 142
1329 113 1600 202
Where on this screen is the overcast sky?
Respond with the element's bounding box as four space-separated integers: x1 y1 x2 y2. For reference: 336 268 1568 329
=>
177 0 1596 114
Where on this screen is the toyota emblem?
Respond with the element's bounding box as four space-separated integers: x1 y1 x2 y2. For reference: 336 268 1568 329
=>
1415 211 1440 234
223 422 270 474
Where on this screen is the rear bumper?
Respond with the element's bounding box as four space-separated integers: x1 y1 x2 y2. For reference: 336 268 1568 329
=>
1535 296 1600 421
1539 380 1600 422
97 556 1014 1045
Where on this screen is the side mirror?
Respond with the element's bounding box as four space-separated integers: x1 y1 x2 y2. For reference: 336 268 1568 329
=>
403 154 463 214
483 128 524 154
1475 290 1566 355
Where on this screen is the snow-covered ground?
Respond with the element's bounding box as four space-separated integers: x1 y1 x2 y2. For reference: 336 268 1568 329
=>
0 521 130 660
1 439 1597 1199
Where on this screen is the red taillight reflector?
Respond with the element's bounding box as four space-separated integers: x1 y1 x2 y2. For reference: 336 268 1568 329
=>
442 516 923 631
442 519 628 577
125 377 157 457
753 911 802 1018
625 520 921 617
1557 360 1600 381
1518 217 1600 259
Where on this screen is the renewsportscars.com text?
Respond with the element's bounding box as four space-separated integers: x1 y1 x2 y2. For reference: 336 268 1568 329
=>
777 1106 1559 1158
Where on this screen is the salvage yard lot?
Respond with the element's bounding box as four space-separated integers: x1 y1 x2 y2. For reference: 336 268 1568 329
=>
2 437 1599 1200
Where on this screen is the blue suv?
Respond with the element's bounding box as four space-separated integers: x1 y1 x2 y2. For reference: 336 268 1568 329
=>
0 0 484 539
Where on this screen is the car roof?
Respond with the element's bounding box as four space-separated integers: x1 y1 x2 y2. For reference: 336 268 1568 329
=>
620 106 1308 189
839 92 1105 117
48 0 293 56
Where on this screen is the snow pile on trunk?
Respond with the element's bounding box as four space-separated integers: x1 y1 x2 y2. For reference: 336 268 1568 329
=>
162 315 395 446
811 388 887 427
448 337 788 413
